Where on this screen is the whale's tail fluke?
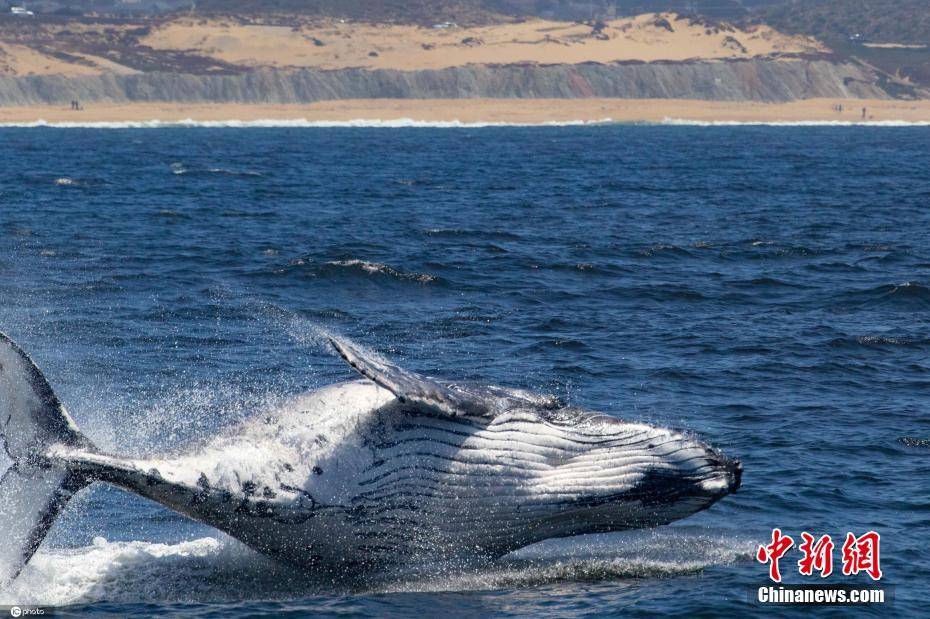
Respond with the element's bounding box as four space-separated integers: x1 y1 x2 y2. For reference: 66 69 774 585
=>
0 332 96 588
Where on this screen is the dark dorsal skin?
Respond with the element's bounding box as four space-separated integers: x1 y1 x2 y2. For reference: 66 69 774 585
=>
328 336 563 417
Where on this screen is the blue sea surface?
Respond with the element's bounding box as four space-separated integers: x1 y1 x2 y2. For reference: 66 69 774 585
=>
0 126 927 616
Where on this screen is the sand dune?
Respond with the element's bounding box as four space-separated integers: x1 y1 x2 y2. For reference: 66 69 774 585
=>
0 13 829 78
0 42 102 77
140 14 825 71
0 13 827 78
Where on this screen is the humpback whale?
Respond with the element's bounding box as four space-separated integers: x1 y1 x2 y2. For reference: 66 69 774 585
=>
0 331 741 586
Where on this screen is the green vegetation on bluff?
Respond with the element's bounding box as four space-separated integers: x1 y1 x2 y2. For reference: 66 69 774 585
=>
757 0 930 44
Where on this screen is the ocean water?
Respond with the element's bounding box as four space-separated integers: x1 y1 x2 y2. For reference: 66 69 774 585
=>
0 125 927 616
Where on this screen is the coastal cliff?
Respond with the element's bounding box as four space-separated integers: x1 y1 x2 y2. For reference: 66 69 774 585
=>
0 59 897 106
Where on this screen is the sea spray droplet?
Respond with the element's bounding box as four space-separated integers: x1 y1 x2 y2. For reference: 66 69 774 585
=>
899 437 930 448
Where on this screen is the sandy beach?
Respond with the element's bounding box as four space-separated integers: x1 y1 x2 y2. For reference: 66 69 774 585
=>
2 98 929 125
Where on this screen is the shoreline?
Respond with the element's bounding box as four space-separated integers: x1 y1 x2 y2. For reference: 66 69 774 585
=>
2 98 930 126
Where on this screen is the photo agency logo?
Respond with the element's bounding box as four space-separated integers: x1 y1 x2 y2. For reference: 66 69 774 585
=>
750 529 891 606
2 607 52 617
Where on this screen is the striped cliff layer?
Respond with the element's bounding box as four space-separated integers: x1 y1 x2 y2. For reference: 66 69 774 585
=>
0 58 908 106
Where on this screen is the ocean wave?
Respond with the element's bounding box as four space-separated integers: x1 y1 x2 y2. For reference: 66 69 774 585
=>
728 277 805 289
0 530 753 605
0 118 616 129
52 176 106 187
662 118 930 127
635 244 695 259
839 282 930 309
830 334 930 349
170 162 262 177
609 284 708 302
274 258 440 284
155 209 190 219
326 259 439 283
4 117 929 130
422 228 523 241
208 167 262 177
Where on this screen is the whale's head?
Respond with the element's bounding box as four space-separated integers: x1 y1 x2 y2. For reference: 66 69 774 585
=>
517 409 742 538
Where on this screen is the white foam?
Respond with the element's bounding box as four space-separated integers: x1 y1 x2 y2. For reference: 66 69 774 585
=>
0 537 238 606
662 117 930 127
2 116 929 128
0 117 616 129
0 529 755 605
325 259 438 282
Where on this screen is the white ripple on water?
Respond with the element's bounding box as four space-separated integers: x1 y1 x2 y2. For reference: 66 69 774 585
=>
8 117 929 129
326 259 439 283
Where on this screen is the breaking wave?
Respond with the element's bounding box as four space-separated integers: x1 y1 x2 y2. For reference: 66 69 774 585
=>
0 118 616 129
274 258 440 284
662 118 930 127
170 162 263 177
8 118 929 130
829 334 930 350
5 118 930 130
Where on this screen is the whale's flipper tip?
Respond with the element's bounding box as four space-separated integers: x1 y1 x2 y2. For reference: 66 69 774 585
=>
327 336 490 417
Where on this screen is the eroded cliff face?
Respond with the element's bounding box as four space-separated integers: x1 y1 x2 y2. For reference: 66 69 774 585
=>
0 59 901 106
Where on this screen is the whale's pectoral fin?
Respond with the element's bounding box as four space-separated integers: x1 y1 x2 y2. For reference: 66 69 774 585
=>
329 337 492 417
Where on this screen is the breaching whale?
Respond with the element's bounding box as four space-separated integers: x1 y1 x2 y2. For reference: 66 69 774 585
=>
0 331 741 586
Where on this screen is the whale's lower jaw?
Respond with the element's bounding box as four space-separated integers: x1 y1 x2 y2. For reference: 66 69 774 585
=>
214 492 724 572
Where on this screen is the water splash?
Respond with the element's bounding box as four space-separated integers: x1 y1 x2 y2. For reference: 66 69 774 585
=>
0 529 754 606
